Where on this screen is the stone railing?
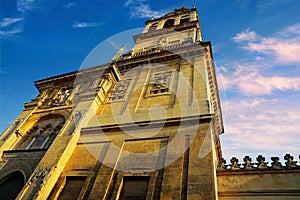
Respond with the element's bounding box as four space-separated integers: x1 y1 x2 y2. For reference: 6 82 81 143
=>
161 42 186 51
131 40 195 58
217 154 300 171
132 48 162 57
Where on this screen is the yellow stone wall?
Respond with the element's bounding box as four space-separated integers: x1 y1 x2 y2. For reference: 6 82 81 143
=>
48 118 218 200
217 170 300 199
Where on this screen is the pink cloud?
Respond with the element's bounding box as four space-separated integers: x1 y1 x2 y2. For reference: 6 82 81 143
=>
218 69 300 95
234 24 300 65
221 97 300 161
279 23 300 36
248 38 300 64
220 23 300 163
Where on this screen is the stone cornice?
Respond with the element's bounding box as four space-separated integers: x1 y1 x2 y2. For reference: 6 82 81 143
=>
34 63 110 91
3 148 47 154
116 42 208 72
81 114 213 133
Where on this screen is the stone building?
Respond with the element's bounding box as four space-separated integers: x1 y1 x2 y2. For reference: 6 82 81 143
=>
0 6 299 200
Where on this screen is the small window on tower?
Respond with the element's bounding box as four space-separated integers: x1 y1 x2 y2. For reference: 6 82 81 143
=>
180 17 190 24
180 14 190 24
163 19 175 28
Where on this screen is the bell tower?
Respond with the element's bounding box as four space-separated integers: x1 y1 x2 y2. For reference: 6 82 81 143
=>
0 6 223 200
133 7 202 51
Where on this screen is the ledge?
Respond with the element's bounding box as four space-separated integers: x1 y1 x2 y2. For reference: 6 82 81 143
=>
3 148 48 154
81 114 214 133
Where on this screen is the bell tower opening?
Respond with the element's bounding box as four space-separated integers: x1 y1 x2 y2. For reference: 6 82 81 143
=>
163 19 175 28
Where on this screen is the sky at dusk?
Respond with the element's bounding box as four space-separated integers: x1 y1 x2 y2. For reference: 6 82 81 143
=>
1 0 300 163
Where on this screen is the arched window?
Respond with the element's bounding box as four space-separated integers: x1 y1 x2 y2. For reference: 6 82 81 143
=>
0 171 25 200
15 114 65 150
163 19 175 28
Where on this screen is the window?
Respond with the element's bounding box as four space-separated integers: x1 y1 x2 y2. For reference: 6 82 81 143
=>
120 176 150 200
58 176 86 200
180 17 189 24
16 115 65 150
163 19 175 28
180 14 190 24
23 120 64 150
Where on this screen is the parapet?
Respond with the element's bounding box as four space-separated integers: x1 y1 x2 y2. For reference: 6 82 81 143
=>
217 154 300 171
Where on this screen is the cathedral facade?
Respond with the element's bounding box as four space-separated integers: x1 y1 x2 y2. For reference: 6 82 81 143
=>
0 7 299 200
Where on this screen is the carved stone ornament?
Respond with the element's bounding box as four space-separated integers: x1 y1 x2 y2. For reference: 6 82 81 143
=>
158 37 168 46
271 157 283 169
27 167 51 187
110 79 131 101
217 158 227 170
229 157 240 170
182 36 193 46
149 71 172 95
15 118 24 125
50 88 72 106
256 155 268 169
74 110 86 127
284 154 297 168
242 156 253 169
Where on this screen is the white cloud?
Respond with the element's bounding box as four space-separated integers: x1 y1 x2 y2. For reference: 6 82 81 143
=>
0 29 23 37
220 18 300 165
256 0 288 14
64 2 76 8
17 0 42 12
0 18 23 27
124 0 166 19
234 24 300 65
0 18 24 37
125 0 134 7
233 28 258 42
221 97 300 162
279 23 300 36
125 0 147 7
217 66 228 73
129 4 165 19
72 21 104 28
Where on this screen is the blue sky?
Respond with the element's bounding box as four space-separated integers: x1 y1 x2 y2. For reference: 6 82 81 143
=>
1 0 300 163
